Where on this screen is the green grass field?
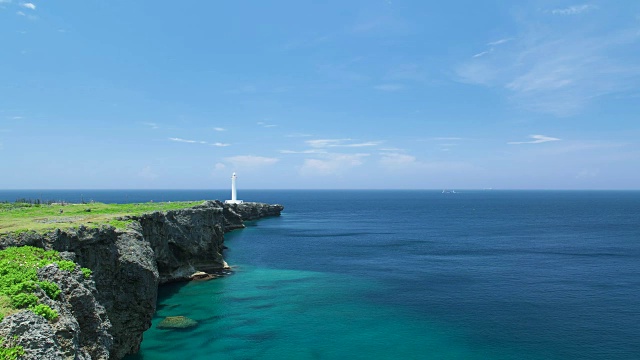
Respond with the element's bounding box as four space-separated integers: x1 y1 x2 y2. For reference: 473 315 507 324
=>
0 201 205 235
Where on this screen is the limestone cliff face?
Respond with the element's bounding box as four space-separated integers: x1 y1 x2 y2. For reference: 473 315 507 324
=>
0 201 283 359
133 201 229 284
0 264 112 360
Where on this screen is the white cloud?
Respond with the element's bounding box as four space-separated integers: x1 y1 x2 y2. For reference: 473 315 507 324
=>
16 10 25 15
142 122 158 129
169 137 198 143
305 138 381 148
508 135 561 145
0 0 13 4
306 139 349 148
279 149 328 154
169 137 228 146
257 121 277 128
341 141 382 148
473 50 491 58
456 11 640 116
300 153 369 176
551 4 596 15
285 133 313 138
373 84 404 91
20 2 35 10
224 155 279 168
473 38 512 58
214 163 226 171
213 127 226 132
488 38 512 46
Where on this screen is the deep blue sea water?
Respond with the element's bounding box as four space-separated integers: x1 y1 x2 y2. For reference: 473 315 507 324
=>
2 190 639 359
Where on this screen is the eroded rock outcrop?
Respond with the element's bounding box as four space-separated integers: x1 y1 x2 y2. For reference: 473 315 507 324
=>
0 311 65 360
0 201 283 359
223 201 285 231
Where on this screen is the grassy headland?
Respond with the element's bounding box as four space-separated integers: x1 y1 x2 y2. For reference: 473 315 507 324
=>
0 201 204 235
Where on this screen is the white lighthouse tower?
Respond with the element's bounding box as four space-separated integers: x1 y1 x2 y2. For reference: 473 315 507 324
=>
224 172 243 204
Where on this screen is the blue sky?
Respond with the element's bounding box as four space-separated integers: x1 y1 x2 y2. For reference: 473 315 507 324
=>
1 1 639 189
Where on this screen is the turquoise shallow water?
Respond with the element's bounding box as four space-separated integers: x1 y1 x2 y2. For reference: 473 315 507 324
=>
129 266 530 360
2 190 637 359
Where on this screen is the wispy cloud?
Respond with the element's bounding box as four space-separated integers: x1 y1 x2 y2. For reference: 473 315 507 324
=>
472 38 512 58
456 10 640 116
169 137 228 146
285 133 313 138
142 122 158 129
473 50 491 58
169 137 199 143
373 83 404 91
257 121 277 128
279 149 328 154
300 153 370 176
224 155 279 168
306 138 382 148
307 139 350 148
551 4 596 15
508 134 561 145
488 38 512 46
20 2 35 10
213 127 226 132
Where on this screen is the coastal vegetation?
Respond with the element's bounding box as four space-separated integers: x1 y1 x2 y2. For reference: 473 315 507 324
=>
0 246 91 322
0 200 204 235
0 336 25 360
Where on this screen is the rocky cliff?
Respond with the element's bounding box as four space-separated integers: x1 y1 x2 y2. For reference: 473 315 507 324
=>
0 201 283 359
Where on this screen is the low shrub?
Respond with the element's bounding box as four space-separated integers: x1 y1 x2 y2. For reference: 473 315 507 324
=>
30 304 58 321
0 246 90 322
0 337 25 360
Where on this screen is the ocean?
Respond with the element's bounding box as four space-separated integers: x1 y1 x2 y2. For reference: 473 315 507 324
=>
1 190 639 359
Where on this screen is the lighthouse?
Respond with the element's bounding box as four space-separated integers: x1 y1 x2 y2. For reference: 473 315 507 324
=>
224 172 243 204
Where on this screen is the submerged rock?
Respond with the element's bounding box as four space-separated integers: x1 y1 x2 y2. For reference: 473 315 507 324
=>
156 316 198 330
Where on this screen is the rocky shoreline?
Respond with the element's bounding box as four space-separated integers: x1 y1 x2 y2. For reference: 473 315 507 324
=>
0 200 283 359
